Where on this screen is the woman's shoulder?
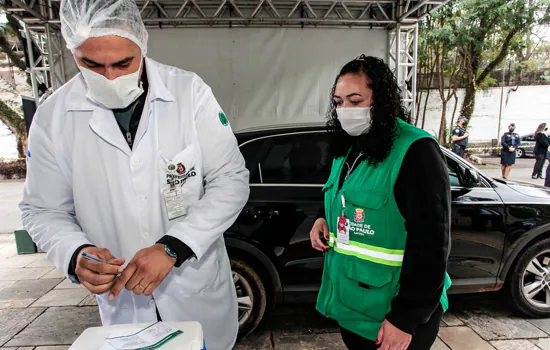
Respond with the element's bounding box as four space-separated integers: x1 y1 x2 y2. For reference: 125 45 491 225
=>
394 121 436 148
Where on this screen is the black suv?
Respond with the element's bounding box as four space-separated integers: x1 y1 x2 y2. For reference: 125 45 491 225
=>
225 124 550 337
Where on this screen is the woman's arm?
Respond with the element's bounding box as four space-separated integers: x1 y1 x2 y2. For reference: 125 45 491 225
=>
501 134 510 150
385 138 451 335
537 133 550 147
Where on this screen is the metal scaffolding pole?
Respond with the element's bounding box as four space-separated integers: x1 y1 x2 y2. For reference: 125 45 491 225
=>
7 0 444 100
410 23 418 122
387 23 418 122
24 25 40 105
45 24 56 90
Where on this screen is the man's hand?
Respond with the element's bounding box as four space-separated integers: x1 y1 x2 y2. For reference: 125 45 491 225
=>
75 247 125 295
510 147 516 152
376 319 412 350
109 244 176 300
464 133 470 139
310 218 330 252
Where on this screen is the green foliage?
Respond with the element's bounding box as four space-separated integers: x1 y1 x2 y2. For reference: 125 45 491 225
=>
477 73 497 89
0 160 26 179
418 0 550 123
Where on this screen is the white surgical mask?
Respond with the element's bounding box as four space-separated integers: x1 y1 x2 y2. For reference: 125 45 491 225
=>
337 107 372 136
80 58 144 109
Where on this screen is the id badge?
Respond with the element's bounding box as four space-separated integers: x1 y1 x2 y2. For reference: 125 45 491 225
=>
337 215 350 245
163 187 186 220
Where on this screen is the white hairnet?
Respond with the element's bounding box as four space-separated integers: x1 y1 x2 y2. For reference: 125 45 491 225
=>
60 0 148 54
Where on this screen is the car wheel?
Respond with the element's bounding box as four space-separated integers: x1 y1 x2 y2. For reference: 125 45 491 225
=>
516 148 525 158
509 238 550 317
231 257 267 338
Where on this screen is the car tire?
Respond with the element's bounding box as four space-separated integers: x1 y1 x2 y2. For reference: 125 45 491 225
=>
509 237 550 317
516 148 525 158
231 257 268 338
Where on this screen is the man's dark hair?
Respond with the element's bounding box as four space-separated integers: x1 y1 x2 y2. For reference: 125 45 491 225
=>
326 55 410 166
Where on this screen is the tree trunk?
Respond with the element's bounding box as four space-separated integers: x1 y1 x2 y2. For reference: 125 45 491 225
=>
438 101 448 144
0 99 26 158
460 27 520 120
460 44 481 119
16 133 27 159
421 88 431 130
415 90 422 127
460 83 476 120
421 60 436 130
451 91 459 127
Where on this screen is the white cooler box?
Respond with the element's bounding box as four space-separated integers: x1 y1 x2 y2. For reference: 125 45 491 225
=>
69 322 205 350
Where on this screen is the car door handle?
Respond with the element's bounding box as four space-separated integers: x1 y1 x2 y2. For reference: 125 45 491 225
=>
253 210 279 219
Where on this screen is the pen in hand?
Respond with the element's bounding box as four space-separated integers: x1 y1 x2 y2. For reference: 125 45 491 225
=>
81 252 124 273
81 251 107 264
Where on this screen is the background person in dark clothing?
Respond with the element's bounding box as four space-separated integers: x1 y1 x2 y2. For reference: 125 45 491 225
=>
451 117 469 157
500 123 520 179
545 151 550 187
532 123 549 179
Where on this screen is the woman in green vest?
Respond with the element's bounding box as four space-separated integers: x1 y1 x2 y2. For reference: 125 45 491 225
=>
310 55 452 350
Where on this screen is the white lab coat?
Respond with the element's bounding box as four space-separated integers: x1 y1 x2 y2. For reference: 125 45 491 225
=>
20 58 250 350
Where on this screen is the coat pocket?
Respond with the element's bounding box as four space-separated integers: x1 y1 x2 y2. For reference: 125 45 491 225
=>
171 247 220 296
339 260 397 322
158 145 202 221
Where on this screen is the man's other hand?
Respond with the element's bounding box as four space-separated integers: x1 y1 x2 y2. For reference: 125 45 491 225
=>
109 244 176 300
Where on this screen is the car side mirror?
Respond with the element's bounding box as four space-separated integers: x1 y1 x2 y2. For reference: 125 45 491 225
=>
464 168 480 187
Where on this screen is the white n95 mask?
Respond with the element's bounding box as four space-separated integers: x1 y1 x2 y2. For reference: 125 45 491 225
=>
80 59 144 109
337 107 372 136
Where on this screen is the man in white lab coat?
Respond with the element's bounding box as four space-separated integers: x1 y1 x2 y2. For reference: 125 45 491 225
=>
19 1 249 349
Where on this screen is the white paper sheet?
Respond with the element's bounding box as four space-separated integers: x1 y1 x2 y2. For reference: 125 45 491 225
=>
103 322 182 350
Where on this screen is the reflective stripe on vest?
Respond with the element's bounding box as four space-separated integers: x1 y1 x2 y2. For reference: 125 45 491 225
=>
328 233 404 267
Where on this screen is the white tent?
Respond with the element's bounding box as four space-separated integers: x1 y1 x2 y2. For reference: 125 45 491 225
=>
2 0 450 130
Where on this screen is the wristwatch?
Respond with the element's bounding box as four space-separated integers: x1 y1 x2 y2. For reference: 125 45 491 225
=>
164 244 178 260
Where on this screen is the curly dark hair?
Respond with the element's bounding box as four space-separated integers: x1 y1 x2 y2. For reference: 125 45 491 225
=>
327 55 411 165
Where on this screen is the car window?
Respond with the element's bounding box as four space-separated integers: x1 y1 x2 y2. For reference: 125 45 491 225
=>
257 133 332 184
445 156 463 187
239 139 265 183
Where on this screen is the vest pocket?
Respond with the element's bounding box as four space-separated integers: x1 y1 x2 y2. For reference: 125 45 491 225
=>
339 260 396 322
344 190 388 209
343 190 389 242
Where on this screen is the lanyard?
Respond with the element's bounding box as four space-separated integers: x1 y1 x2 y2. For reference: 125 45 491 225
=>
344 152 365 180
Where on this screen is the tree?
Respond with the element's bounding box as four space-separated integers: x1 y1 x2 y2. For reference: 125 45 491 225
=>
457 0 550 119
0 13 33 159
417 5 463 144
416 17 438 130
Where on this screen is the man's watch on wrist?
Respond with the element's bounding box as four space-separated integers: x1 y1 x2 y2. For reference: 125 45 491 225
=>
164 244 178 260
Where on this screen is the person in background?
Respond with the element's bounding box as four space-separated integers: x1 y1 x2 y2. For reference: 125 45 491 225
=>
310 55 451 350
500 123 520 180
545 151 550 187
532 123 549 180
451 117 469 158
19 0 249 349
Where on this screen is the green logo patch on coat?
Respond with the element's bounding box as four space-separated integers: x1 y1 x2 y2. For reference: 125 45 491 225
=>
219 112 229 126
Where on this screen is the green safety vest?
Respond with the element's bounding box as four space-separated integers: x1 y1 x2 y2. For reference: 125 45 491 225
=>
316 119 452 341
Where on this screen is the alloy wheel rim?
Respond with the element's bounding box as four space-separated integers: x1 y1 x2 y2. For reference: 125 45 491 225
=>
234 271 254 327
522 250 550 309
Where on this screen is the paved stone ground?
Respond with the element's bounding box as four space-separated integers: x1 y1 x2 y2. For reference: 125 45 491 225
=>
1 232 550 350
477 156 543 184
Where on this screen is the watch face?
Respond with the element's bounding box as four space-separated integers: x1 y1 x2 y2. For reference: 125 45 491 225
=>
164 245 177 258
